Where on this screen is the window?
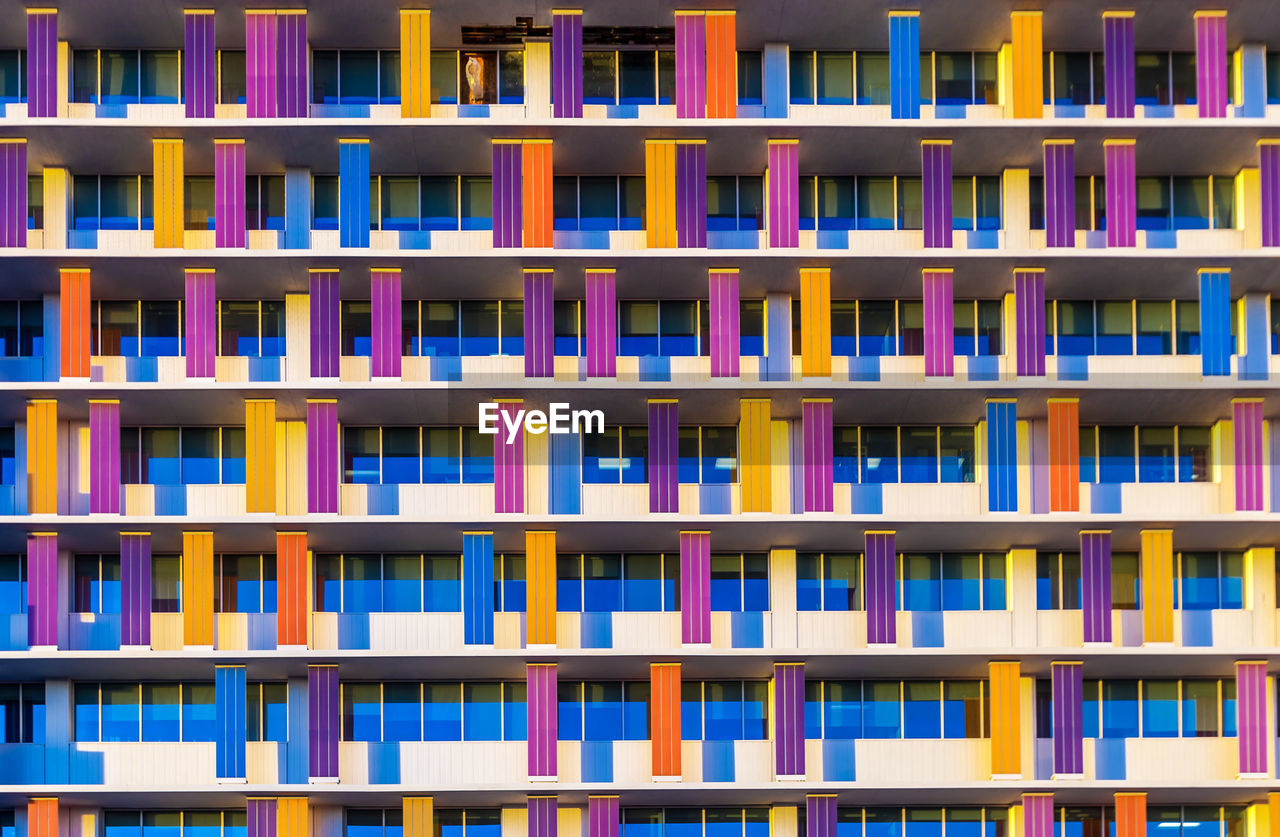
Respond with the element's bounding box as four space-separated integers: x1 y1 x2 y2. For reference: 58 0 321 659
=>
0 50 25 104
214 554 276 614
311 50 403 105
218 300 285 357
73 175 150 231
152 555 181 613
451 50 524 105
678 426 738 484
708 553 768 612
0 555 24 613
1049 52 1101 105
952 300 1002 356
120 427 245 485
558 552 679 613
681 681 768 740
1079 425 1212 484
897 553 1007 611
0 301 45 358
1078 679 1237 739
831 426 976 485
706 176 764 232
582 426 648 484
1035 551 1082 610
73 554 121 614
558 681 651 741
219 50 246 104
104 812 247 837
246 683 288 742
797 553 863 612
1179 552 1244 610
313 554 462 614
74 682 215 742
72 49 180 105
620 301 703 357
855 52 889 105
737 51 762 105
0 683 44 743
340 426 493 485
803 680 989 740
339 681 526 742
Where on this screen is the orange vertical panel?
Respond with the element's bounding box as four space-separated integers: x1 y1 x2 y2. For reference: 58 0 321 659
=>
651 662 681 777
989 660 1021 777
526 530 557 645
1047 398 1080 512
183 531 214 646
522 140 553 248
705 11 737 118
27 399 57 515
277 531 308 646
60 268 90 378
28 798 58 837
800 267 831 376
1115 795 1147 837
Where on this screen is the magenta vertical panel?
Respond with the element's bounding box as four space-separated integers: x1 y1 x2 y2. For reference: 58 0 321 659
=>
1081 530 1113 644
310 271 340 378
185 12 216 118
708 270 740 377
246 13 279 118
89 401 121 514
1237 662 1268 775
922 142 953 248
1015 270 1046 376
1052 663 1083 776
1195 14 1227 118
308 665 338 779
923 270 954 377
680 531 710 644
1234 400 1264 511
807 797 836 837
215 142 246 248
1105 142 1136 247
648 400 678 513
774 663 805 776
493 143 522 248
276 13 308 119
371 270 402 378
529 797 558 837
120 533 151 646
26 11 56 118
1023 796 1055 837
802 400 833 513
26 533 57 647
307 400 338 514
585 270 616 377
185 271 216 378
1044 142 1076 248
588 797 619 837
495 402 525 513
865 531 896 644
675 14 706 118
527 664 558 778
1103 15 1135 118
1262 144 1280 248
552 11 583 118
675 142 707 248
0 141 27 248
247 799 277 837
524 271 554 378
768 142 799 248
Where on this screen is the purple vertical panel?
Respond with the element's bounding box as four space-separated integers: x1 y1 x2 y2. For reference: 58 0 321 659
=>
1015 270 1046 377
1052 663 1084 776
585 270 617 377
774 663 805 776
1081 531 1113 644
806 797 837 837
26 11 56 118
865 531 896 644
923 270 954 377
308 665 338 779
371 270 402 378
552 12 583 118
495 402 525 513
708 270 740 377
768 142 799 248
1195 14 1227 118
1023 796 1055 837
1237 662 1268 775
1044 142 1076 248
1103 15 1135 118
648 401 678 513
922 142 953 248
802 400 833 513
675 14 706 118
120 533 152 646
214 142 246 248
245 13 279 118
529 797 558 837
247 799 277 837
1235 400 1264 511
588 797 619 837
185 271 216 378
1105 142 1136 247
310 271 340 378
1262 143 1280 248
0 141 27 248
680 531 711 644
524 271 554 378
675 142 707 248
528 665 558 777
89 401 121 514
276 12 308 119
493 143 522 248
26 533 57 647
184 12 216 119
307 400 339 514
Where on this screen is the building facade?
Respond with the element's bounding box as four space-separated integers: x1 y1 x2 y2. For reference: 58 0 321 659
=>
0 3 1279 837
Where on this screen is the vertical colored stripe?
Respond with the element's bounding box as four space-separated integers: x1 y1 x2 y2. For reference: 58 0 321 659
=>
648 400 678 513
1199 269 1232 376
277 798 307 837
26 10 57 118
552 11 583 118
277 532 308 646
989 660 1022 776
1140 530 1174 643
802 399 833 513
1011 12 1044 118
1234 399 1264 511
800 268 831 377
1051 664 1083 775
246 12 279 118
889 12 921 119
495 401 525 513
463 532 495 645
1104 140 1136 248
705 11 736 118
1044 141 1076 248
807 797 837 837
675 13 706 118
276 12 308 119
1048 399 1080 513
922 269 954 377
0 140 27 248
246 399 276 514
339 140 370 249
645 141 678 248
529 797 558 837
120 532 152 646
675 141 707 248
922 141 953 248
526 531 557 645
284 167 311 249
680 531 711 644
153 140 184 249
1015 269 1046 376
650 663 681 777
1236 661 1269 775
1195 12 1228 118
588 797 619 837
309 270 340 378
1261 142 1280 248
308 665 339 779
371 269 403 378
185 269 216 378
1023 796 1055 837
586 269 617 377
987 399 1018 512
400 11 432 118
248 799 277 837
524 270 554 378
60 268 90 378
492 141 523 248
1115 795 1147 837
527 664 558 777
1081 530 1113 644
404 798 434 837
27 399 57 514
26 533 57 647
740 399 772 513
767 140 798 248
183 531 214 646
522 141 554 248
89 400 121 514
27 799 58 837
708 269 740 377
1104 14 1136 118
184 11 216 119
215 665 247 780
865 531 896 644
214 140 246 248
307 400 338 514
774 663 805 776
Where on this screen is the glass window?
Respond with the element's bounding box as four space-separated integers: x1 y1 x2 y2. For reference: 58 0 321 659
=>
790 52 815 104
1101 680 1139 737
102 683 141 741
1141 680 1179 737
935 53 974 105
901 554 941 611
1055 301 1094 356
857 177 895 230
100 50 140 105
152 554 181 613
1136 177 1171 231
855 52 890 105
1098 426 1135 483
430 51 458 104
1179 426 1211 483
1112 552 1140 610
1135 301 1173 355
899 426 937 483
738 51 762 104
861 427 897 484
863 681 901 738
941 553 982 611
1135 52 1170 106
460 52 497 105
460 176 492 230
99 176 140 231
383 554 422 612
1172 177 1211 230
817 177 855 231
816 52 853 104
940 427 975 483
619 51 656 105
1137 426 1175 483
1052 52 1094 105
583 51 616 105
424 682 462 740
896 177 922 230
342 683 382 741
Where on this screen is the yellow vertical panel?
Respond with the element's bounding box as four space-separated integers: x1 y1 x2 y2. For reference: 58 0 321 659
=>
56 40 69 117
42 168 68 247
274 421 288 515
1213 418 1235 513
26 399 57 514
285 421 307 515
769 419 790 514
276 798 308 837
76 425 90 495
1010 12 1043 118
1141 530 1174 643
246 399 276 513
152 139 184 248
645 140 677 248
997 43 1012 111
739 398 772 512
400 10 431 118
525 424 549 516
183 531 214 646
1237 165 1262 249
403 798 433 837
525 42 551 117
989 660 1021 777
1002 171 1031 249
800 267 831 376
526 530 557 645
284 293 310 382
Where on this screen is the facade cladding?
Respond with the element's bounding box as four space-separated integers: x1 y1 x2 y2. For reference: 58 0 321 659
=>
6 3 1280 837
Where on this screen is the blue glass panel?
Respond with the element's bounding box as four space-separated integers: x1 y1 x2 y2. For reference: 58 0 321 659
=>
343 555 382 613
1141 682 1178 737
423 557 461 612
824 681 863 738
796 555 821 611
902 684 941 738
141 684 180 741
583 684 623 741
681 685 702 740
383 683 422 741
863 682 900 738
181 683 216 741
464 684 502 740
558 684 582 741
503 685 527 740
1100 681 1139 738
704 682 746 738
424 684 462 741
